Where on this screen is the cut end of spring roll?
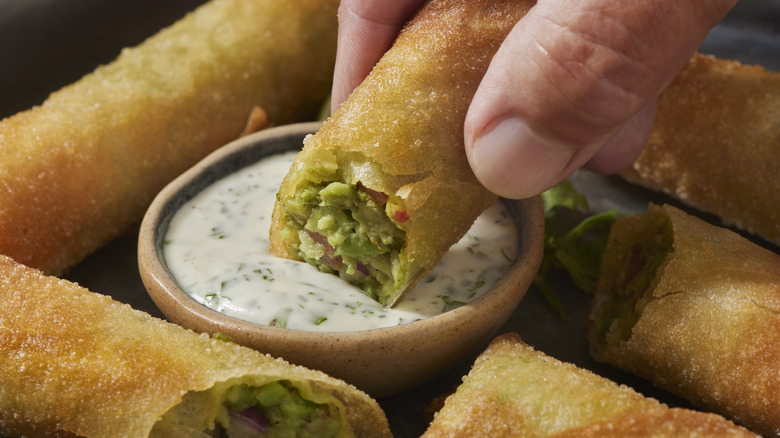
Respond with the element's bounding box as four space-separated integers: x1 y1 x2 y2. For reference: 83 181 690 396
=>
269 136 481 308
0 254 390 438
152 378 347 438
421 332 755 437
270 149 414 306
587 206 675 354
588 203 780 437
270 0 537 307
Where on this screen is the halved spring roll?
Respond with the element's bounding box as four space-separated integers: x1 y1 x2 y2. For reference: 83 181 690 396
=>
621 53 780 246
0 254 390 438
270 0 536 307
0 0 338 275
588 203 780 437
422 332 755 437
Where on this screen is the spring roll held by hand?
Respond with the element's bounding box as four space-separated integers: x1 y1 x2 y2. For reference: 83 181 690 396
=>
422 333 754 437
270 0 535 306
622 53 780 246
0 254 390 438
0 0 338 275
588 204 780 437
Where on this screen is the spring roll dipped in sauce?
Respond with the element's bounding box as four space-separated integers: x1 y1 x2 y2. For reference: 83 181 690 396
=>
0 254 390 438
588 203 780 437
0 0 338 276
270 0 537 307
622 53 780 246
422 333 755 437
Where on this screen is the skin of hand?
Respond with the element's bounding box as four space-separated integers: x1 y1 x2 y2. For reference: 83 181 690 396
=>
332 0 738 199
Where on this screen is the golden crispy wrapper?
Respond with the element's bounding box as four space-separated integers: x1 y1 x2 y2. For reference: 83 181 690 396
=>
422 333 754 437
270 0 536 306
589 203 780 437
0 0 338 276
0 255 390 438
622 53 780 246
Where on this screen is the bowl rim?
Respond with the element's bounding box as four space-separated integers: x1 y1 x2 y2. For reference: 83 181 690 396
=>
138 121 545 341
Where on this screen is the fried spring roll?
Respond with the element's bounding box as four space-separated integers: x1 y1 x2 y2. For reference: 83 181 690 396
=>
422 333 754 437
0 0 338 275
588 203 780 437
621 53 780 246
0 254 390 438
270 0 535 307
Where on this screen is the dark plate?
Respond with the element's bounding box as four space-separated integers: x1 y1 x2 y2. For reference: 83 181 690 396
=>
1 1 777 436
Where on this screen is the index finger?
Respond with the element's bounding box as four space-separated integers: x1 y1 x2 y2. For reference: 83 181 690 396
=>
332 0 423 111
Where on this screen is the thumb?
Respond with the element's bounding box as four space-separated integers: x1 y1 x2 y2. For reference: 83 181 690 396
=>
464 0 736 199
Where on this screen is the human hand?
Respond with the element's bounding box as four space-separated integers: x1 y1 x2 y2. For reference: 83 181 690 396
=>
332 0 737 199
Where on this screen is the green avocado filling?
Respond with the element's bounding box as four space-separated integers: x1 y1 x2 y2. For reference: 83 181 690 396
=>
215 380 341 438
592 214 673 349
282 181 407 306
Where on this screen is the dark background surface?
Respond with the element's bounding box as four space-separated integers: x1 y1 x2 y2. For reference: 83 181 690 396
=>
0 1 778 436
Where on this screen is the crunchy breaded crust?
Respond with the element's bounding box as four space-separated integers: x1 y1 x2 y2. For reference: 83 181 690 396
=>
0 0 338 275
422 332 755 437
550 408 757 438
589 204 780 437
622 53 780 246
0 254 390 437
271 0 535 305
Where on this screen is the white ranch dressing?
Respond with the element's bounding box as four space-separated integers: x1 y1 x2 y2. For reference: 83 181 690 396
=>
164 151 518 332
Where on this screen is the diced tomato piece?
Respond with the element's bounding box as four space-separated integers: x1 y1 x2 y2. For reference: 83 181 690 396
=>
392 209 409 223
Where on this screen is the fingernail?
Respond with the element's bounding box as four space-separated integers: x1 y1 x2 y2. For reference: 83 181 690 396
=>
469 116 576 199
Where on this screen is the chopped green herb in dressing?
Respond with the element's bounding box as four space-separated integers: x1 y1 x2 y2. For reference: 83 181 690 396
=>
163 151 519 332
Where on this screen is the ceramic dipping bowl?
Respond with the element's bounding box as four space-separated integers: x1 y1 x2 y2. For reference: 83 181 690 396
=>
138 121 545 398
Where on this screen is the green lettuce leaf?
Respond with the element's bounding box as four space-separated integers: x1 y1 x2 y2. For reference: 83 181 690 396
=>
534 179 623 319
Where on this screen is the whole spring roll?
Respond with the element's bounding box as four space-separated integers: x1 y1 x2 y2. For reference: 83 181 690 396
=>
0 254 390 438
422 333 754 437
270 0 535 307
588 203 780 437
621 53 780 246
0 0 338 275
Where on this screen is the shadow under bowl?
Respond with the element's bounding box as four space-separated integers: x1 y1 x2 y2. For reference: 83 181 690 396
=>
138 121 545 398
